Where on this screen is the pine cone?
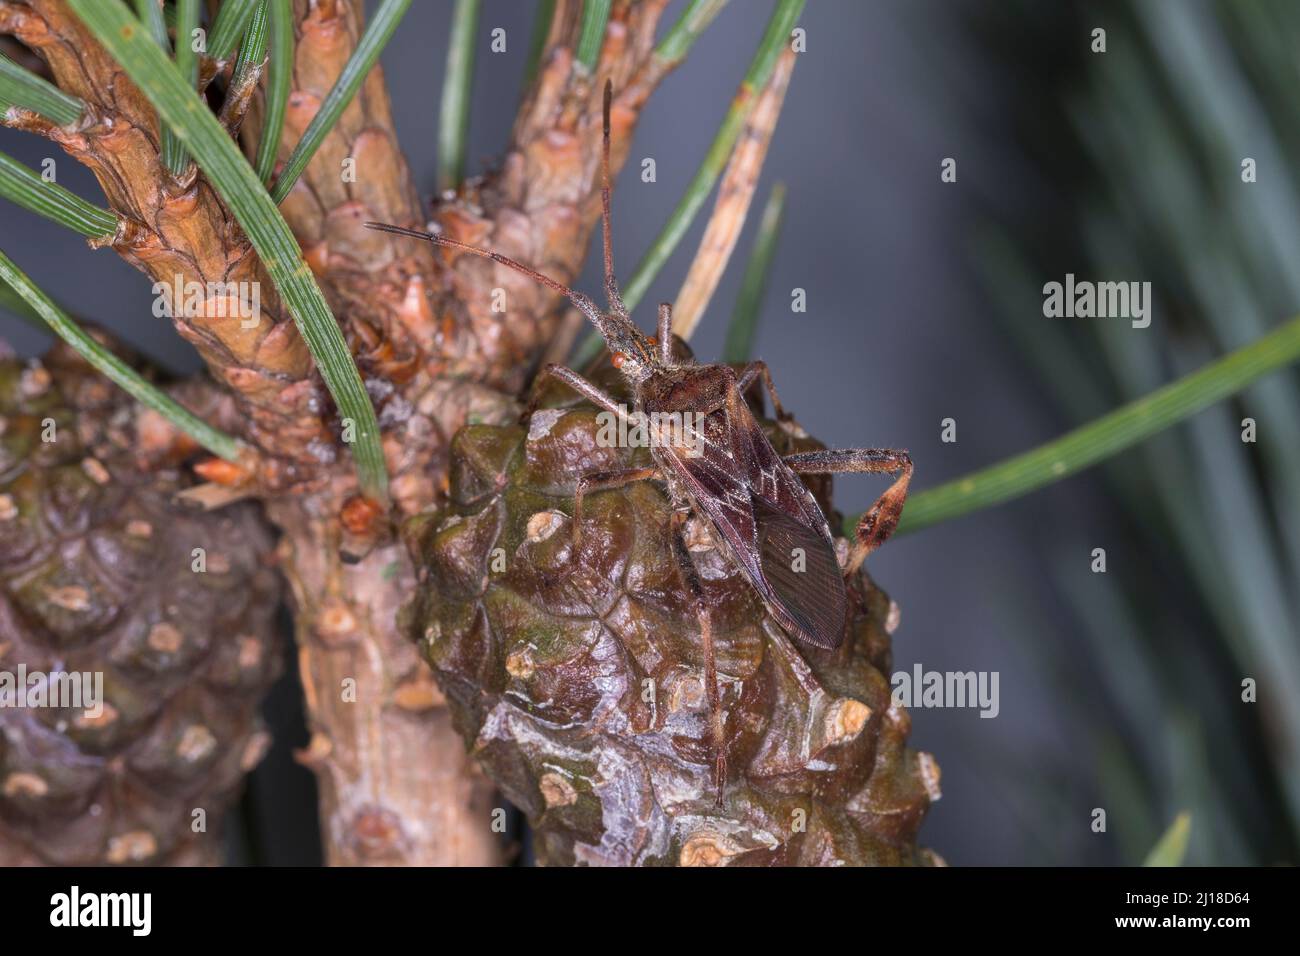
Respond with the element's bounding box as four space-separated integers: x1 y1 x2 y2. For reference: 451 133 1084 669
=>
0 344 282 865
403 366 940 866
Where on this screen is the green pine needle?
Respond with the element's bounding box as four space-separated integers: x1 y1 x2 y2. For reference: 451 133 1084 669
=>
576 0 612 71
522 0 557 89
254 0 294 186
135 0 189 175
230 1 271 98
0 52 85 127
269 0 412 205
723 181 785 363
872 314 1300 537
169 0 202 174
69 0 390 502
573 0 804 365
655 0 730 67
0 150 116 238
0 275 44 328
0 247 243 462
208 0 261 61
1142 812 1192 866
437 0 481 194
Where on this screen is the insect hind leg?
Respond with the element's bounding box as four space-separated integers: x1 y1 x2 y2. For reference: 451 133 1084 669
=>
669 510 728 805
782 448 913 573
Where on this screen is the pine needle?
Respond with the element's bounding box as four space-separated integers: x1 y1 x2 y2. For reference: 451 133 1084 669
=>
70 0 390 502
0 150 116 238
0 51 85 126
0 247 244 462
437 0 481 194
576 0 612 71
877 314 1300 536
672 48 795 340
254 0 293 185
722 182 786 364
572 0 804 365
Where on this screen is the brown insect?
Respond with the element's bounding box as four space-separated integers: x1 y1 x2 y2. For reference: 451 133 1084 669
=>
367 82 912 799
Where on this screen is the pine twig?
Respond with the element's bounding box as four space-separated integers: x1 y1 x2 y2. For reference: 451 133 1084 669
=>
268 0 412 204
70 0 390 503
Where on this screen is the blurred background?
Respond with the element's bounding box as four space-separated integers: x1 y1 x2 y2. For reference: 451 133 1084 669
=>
2 0 1297 865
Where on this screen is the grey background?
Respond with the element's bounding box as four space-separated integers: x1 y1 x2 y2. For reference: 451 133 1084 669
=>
1 1 1127 865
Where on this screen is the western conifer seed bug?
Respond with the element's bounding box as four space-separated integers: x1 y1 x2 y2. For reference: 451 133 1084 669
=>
367 82 913 802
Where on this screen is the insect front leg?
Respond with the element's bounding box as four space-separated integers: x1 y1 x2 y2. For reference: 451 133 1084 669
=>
734 360 791 420
783 448 913 573
570 466 659 554
667 509 727 806
522 363 625 422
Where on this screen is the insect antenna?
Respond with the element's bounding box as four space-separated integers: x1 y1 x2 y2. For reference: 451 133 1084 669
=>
363 221 606 330
600 79 629 320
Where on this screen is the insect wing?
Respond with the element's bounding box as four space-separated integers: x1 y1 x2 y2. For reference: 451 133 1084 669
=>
752 495 847 649
659 396 848 650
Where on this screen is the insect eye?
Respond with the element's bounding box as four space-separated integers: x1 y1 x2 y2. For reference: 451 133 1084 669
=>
611 351 627 369
646 336 658 346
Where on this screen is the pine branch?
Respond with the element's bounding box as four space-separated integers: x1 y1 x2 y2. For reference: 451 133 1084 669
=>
268 0 412 204
70 0 390 502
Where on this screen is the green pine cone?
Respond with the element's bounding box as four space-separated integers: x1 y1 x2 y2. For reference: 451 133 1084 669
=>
403 366 940 866
0 343 282 865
